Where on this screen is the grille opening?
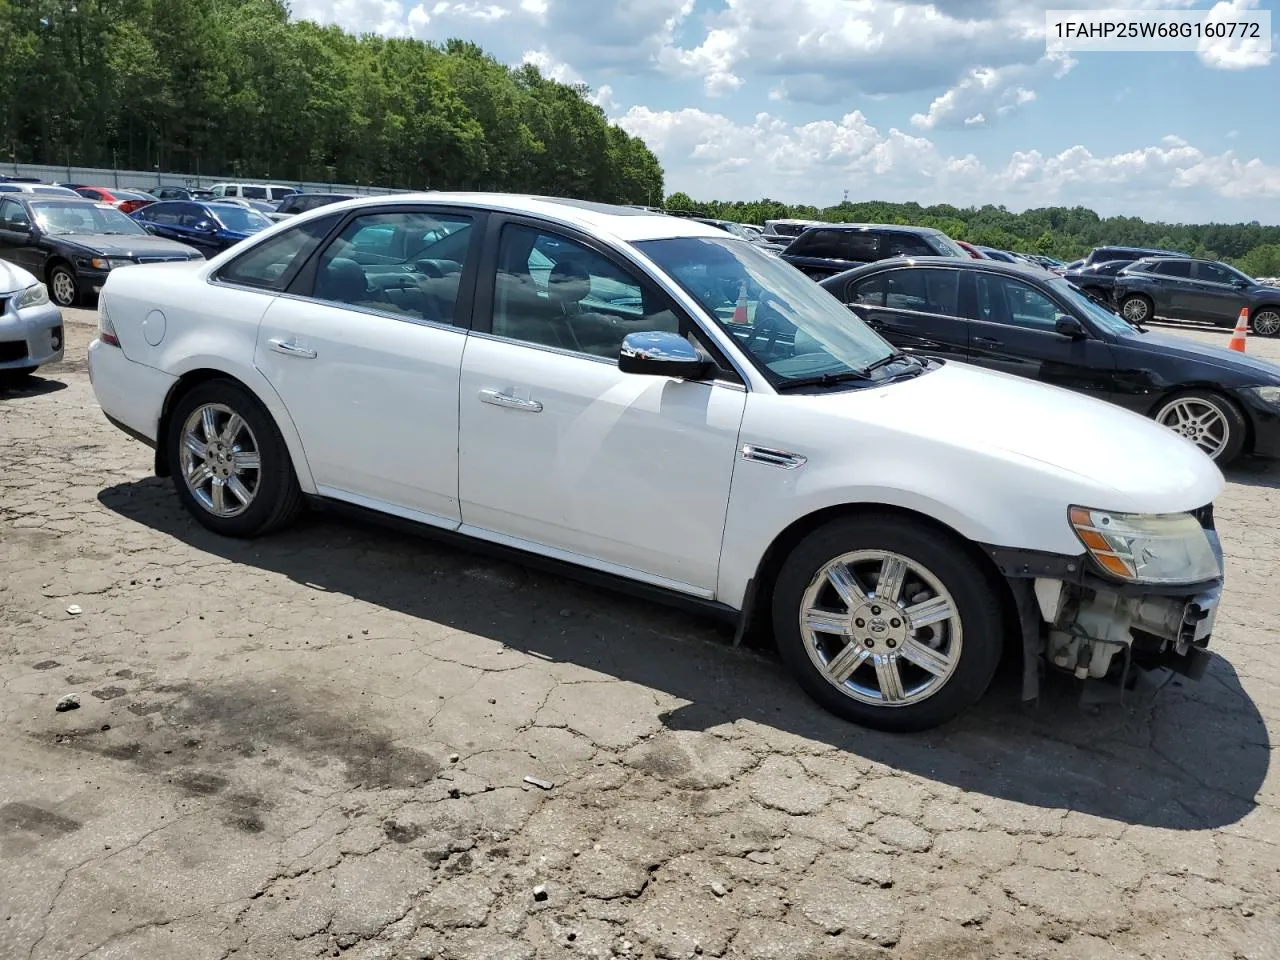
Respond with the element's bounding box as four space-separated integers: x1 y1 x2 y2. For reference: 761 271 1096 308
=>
0 340 30 363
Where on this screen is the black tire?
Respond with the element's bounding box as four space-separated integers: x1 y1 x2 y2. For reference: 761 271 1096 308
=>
1152 389 1247 465
1118 293 1152 325
47 262 79 308
166 379 303 537
771 514 1005 732
1250 306 1280 338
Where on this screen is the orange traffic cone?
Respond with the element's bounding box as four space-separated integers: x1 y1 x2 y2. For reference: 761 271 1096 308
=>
1228 306 1249 353
733 281 750 325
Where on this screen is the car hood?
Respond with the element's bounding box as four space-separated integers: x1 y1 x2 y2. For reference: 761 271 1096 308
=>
1120 328 1280 381
0 258 39 294
807 360 1224 514
62 234 200 257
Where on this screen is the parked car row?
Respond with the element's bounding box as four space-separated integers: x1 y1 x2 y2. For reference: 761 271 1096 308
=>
87 193 1227 733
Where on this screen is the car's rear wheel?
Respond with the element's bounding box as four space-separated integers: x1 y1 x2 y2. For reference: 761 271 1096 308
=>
1251 308 1280 337
48 264 79 308
166 380 302 537
771 515 1004 732
1119 294 1152 324
1154 389 1246 464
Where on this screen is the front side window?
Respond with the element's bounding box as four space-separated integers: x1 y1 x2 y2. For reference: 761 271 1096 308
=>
1155 260 1193 279
789 229 846 259
639 236 896 384
491 224 679 359
882 233 937 258
241 186 268 200
925 233 971 258
309 210 473 324
0 198 28 228
973 274 1060 331
217 213 339 290
30 201 146 236
1196 261 1244 285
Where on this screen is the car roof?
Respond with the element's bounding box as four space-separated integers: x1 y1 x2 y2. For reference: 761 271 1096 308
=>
289 192 728 243
817 255 1058 287
802 222 944 236
22 195 100 205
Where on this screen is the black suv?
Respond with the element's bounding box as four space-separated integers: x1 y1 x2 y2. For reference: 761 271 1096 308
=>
781 224 969 280
1112 257 1280 336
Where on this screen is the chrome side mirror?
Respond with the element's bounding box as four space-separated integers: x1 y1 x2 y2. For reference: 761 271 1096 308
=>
618 331 710 379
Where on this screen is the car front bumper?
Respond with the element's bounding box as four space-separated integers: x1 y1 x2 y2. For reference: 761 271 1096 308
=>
78 267 111 295
1235 388 1280 459
0 299 64 370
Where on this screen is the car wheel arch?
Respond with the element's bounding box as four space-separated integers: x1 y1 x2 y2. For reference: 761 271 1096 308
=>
155 368 314 491
736 501 1019 666
1147 384 1253 457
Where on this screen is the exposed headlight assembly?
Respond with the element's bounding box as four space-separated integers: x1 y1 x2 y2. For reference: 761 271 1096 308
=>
1069 506 1220 584
89 257 136 270
16 282 49 308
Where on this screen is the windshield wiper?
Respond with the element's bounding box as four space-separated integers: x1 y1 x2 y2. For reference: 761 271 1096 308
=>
864 351 923 374
775 369 872 391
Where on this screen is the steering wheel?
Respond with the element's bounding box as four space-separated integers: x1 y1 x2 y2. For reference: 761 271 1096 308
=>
749 295 791 357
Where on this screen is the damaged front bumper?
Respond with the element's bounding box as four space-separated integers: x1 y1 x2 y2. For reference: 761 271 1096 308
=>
985 520 1224 700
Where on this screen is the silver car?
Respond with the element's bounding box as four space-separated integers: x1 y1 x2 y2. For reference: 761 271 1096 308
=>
0 260 63 379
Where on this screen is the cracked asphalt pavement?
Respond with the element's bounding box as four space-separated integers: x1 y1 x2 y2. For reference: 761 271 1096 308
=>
1 311 1278 960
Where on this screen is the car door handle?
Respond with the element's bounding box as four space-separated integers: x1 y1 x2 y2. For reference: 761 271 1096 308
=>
479 388 543 413
267 337 317 359
973 336 1002 346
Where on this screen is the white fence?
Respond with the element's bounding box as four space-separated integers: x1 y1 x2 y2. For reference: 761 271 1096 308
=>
3 161 407 197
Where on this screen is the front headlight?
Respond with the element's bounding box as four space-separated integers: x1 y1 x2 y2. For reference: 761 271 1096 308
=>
1069 506 1220 584
89 257 136 270
16 282 49 308
1245 385 1280 406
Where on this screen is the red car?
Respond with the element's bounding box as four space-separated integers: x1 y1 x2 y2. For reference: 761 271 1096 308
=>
73 186 157 215
955 239 988 259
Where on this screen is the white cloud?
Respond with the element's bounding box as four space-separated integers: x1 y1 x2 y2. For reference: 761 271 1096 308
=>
591 84 618 114
1197 0 1276 69
617 104 1280 219
520 49 583 85
291 0 411 36
910 53 1074 130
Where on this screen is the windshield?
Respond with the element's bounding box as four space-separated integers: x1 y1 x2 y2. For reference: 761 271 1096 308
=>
1053 277 1133 336
211 206 270 232
31 201 147 236
637 236 897 385
925 233 969 258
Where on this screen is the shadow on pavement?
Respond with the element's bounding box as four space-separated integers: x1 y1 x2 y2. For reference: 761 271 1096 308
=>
1225 459 1280 490
99 478 1269 831
0 374 67 399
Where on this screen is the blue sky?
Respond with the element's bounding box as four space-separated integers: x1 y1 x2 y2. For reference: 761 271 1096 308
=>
291 0 1279 223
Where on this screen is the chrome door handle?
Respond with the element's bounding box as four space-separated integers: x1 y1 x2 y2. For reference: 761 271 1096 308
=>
479 388 543 413
267 337 317 359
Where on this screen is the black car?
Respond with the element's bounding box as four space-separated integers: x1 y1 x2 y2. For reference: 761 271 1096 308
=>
132 200 273 257
819 257 1280 464
1064 258 1132 304
1111 257 1280 336
1083 244 1187 267
152 185 218 201
0 196 201 306
276 192 355 216
781 223 969 280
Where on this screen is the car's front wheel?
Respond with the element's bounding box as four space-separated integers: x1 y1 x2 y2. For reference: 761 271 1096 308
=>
48 264 79 308
1153 389 1246 464
166 379 303 537
1119 294 1152 325
771 515 1004 732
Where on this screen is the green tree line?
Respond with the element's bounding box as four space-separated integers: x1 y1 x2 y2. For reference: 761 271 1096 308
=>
666 193 1280 277
0 0 664 203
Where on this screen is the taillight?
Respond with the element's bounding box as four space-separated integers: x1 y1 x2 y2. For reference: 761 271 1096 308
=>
99 301 120 346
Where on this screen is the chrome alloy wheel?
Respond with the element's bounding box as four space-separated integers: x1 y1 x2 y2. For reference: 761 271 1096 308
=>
799 550 962 707
179 403 262 518
1253 310 1280 337
1122 297 1150 323
1155 396 1229 459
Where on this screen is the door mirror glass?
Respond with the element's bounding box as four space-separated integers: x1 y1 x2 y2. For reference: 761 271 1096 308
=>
1055 313 1086 338
142 223 158 234
195 219 216 233
8 220 31 233
618 331 710 379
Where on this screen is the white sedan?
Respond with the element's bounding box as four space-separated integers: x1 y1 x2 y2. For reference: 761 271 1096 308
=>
88 194 1226 731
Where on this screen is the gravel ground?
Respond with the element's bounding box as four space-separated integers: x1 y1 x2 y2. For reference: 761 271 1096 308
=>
1 308 1277 960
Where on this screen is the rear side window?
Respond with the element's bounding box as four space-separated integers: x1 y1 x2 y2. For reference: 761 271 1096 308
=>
847 268 960 315
216 213 340 290
790 229 846 259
